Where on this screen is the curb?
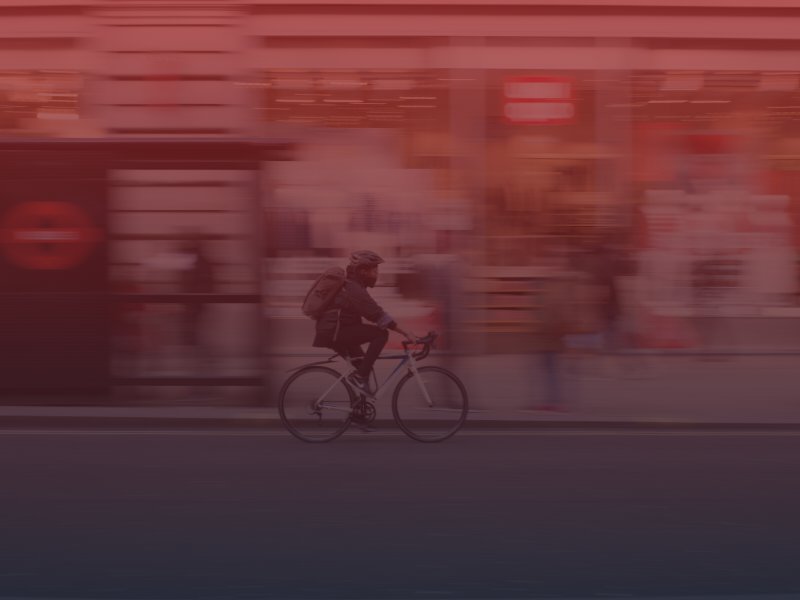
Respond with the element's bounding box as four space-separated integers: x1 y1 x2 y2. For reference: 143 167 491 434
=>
3 415 800 431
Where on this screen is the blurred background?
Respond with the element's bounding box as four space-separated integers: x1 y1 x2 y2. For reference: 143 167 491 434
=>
3 0 800 405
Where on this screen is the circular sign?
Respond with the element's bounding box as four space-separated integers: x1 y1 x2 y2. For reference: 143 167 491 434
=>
0 201 102 270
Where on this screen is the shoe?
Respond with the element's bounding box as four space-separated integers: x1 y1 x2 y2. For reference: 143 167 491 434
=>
347 372 371 395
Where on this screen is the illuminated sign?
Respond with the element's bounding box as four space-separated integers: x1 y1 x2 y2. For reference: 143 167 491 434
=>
503 76 575 125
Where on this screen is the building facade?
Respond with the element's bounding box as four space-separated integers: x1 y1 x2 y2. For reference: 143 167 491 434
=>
4 0 800 351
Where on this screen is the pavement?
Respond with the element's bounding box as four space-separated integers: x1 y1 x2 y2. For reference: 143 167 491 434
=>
6 430 800 599
3 352 800 429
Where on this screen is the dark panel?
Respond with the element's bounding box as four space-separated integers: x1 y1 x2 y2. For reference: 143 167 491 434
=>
0 162 107 293
0 152 109 396
0 294 109 395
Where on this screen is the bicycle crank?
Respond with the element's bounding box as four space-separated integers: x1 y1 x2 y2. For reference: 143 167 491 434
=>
352 400 376 424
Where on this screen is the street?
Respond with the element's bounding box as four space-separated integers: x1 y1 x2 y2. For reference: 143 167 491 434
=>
3 429 800 599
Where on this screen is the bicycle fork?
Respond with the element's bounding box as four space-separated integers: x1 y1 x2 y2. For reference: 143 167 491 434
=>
409 362 435 408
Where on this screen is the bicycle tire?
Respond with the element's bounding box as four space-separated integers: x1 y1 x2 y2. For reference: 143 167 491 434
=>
392 366 468 442
279 366 354 443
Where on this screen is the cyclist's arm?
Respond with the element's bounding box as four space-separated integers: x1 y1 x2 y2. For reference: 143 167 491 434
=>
345 284 415 339
387 322 416 340
378 314 416 340
373 307 415 340
344 284 397 330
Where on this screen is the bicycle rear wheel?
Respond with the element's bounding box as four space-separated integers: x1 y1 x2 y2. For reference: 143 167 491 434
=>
279 366 354 442
392 366 468 442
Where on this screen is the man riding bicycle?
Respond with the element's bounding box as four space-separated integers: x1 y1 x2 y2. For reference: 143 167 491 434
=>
313 250 416 393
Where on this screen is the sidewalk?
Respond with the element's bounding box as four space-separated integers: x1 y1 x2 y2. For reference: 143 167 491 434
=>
2 353 800 429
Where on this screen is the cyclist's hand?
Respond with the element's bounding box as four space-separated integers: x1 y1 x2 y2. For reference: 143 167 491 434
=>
400 331 418 344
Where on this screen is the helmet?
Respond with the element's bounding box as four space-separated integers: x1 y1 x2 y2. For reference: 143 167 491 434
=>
347 250 384 287
348 250 384 269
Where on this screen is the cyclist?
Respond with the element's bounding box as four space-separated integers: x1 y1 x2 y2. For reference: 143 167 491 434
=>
313 250 416 393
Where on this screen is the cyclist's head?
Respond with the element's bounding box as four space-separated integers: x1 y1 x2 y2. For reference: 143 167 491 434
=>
347 250 384 287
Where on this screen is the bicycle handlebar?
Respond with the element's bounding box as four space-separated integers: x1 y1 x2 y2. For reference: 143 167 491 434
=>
402 331 438 360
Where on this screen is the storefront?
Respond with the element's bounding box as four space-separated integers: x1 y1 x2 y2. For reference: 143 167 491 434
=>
258 67 464 259
627 67 800 347
483 69 624 266
5 0 800 351
633 71 800 303
255 67 471 350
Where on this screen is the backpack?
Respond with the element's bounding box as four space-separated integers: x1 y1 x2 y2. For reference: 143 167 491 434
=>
301 266 346 320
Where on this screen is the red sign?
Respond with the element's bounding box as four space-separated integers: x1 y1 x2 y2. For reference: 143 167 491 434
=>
0 201 102 270
503 76 575 125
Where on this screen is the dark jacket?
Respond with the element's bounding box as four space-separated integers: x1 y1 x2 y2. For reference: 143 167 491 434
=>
313 275 395 347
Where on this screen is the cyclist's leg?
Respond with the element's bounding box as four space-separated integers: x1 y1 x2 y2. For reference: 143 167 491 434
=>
334 343 365 372
360 329 388 378
334 325 388 378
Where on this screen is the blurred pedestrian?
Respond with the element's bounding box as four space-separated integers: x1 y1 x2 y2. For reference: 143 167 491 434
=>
176 237 215 372
111 266 145 381
413 231 465 355
598 241 624 359
535 273 571 411
568 235 625 376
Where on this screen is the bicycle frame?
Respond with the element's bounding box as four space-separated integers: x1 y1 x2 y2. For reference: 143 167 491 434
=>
311 347 434 415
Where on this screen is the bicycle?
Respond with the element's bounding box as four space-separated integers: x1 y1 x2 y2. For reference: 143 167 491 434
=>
278 331 468 443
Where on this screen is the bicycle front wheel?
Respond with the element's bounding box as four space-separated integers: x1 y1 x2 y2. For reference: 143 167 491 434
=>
392 366 468 442
279 366 354 443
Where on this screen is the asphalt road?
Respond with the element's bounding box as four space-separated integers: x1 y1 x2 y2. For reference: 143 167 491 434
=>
2 428 800 599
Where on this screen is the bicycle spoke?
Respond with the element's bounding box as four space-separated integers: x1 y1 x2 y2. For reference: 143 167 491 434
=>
392 366 468 443
279 367 353 442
